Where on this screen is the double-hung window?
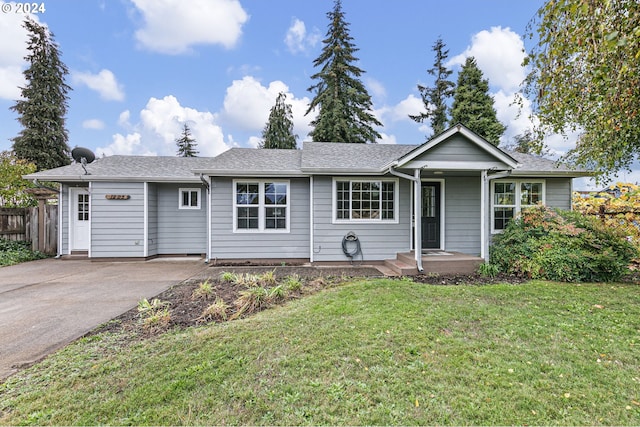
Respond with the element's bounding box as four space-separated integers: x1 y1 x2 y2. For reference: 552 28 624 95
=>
234 180 289 232
492 180 544 232
179 188 201 209
334 179 397 223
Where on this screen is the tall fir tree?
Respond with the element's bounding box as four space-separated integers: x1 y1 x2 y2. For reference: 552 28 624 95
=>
410 38 455 138
305 0 382 143
175 124 198 157
260 92 298 149
450 57 505 146
11 18 71 171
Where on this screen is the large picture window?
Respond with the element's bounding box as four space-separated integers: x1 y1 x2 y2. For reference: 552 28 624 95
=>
334 179 397 222
492 180 544 232
234 181 289 232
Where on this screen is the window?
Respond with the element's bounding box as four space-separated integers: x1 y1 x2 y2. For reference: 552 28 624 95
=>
334 179 397 222
78 193 89 221
234 181 289 232
492 180 544 232
179 188 201 209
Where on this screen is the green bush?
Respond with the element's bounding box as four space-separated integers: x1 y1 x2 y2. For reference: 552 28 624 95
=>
490 205 638 282
0 238 47 267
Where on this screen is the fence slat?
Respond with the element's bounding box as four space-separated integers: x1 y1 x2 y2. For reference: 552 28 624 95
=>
0 205 58 254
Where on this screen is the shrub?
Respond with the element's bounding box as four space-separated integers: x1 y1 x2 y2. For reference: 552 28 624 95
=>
0 238 47 266
199 297 230 321
137 298 171 331
490 205 637 282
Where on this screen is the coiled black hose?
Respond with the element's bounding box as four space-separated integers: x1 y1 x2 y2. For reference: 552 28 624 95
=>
342 231 362 264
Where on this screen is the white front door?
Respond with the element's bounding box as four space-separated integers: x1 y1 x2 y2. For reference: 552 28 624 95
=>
70 188 90 251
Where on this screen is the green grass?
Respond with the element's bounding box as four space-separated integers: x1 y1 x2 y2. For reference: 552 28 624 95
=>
1 279 639 425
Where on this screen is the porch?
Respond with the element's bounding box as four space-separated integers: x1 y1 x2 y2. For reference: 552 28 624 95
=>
384 251 485 276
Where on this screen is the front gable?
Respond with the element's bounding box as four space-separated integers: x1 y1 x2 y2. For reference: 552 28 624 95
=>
394 124 518 171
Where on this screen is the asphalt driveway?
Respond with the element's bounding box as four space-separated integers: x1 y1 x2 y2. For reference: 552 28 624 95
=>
0 258 207 380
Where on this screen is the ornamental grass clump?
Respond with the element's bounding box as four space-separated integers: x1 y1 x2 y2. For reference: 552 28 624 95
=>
490 205 638 282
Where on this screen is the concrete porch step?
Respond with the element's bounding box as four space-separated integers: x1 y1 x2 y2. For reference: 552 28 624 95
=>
384 258 419 276
394 251 485 275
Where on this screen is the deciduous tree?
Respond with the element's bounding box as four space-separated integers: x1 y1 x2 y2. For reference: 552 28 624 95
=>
523 0 640 178
0 151 37 207
11 17 71 171
450 57 505 145
260 92 297 149
306 0 382 143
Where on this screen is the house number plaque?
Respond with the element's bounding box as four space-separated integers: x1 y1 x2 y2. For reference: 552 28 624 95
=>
105 194 131 200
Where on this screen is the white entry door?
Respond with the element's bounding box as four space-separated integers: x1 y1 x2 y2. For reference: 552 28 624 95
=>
70 188 90 251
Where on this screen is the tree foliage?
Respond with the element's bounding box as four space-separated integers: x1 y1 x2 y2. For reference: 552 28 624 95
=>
0 151 37 207
524 0 640 178
410 38 456 138
572 182 640 249
305 0 382 143
450 57 505 146
260 92 298 149
503 129 547 155
11 17 71 171
175 124 198 157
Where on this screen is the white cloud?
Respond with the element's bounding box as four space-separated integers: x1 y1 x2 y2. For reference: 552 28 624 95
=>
222 76 313 141
0 6 41 99
284 18 321 54
448 26 527 93
73 69 125 101
376 94 424 124
378 132 397 145
82 119 105 130
97 95 231 157
131 0 248 54
366 77 387 100
118 110 131 128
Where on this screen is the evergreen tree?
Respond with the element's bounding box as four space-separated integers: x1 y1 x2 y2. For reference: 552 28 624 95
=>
305 0 382 143
450 57 505 146
410 38 455 138
175 124 198 157
260 92 297 149
11 17 71 171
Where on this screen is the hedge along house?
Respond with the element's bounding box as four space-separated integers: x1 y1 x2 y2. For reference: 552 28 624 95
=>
25 124 590 274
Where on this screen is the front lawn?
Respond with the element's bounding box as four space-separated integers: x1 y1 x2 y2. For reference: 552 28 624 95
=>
1 279 639 425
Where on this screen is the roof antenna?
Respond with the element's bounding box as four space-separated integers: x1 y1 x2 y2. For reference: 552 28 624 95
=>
71 147 96 175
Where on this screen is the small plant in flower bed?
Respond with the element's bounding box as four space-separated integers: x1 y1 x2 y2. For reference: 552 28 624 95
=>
490 205 638 282
0 238 47 267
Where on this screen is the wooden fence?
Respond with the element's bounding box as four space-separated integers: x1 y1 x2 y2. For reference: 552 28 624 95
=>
0 205 58 254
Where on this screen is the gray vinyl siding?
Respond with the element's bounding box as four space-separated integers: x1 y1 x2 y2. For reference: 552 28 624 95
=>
156 183 207 254
312 176 411 262
422 135 499 162
443 177 482 255
147 183 158 256
544 177 573 210
60 184 70 254
90 182 145 258
210 177 310 259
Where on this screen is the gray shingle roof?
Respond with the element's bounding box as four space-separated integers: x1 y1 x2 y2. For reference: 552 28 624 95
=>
25 155 218 182
300 142 416 173
25 142 591 183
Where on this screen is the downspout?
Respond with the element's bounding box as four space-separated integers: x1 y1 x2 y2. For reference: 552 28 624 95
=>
482 169 513 261
388 165 424 273
200 174 212 264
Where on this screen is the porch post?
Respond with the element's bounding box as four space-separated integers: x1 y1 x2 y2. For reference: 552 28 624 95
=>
480 170 488 261
414 168 422 270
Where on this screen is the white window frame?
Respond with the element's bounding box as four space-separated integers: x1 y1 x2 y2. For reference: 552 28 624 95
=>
491 179 545 233
179 188 201 210
233 180 290 233
332 178 399 224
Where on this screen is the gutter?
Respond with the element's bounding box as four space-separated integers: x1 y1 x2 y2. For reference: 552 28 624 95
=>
388 165 424 273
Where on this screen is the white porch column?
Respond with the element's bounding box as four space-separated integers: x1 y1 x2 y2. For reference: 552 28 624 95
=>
414 168 423 270
480 170 488 261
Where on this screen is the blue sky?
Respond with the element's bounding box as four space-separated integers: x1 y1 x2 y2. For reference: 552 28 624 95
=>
0 0 620 187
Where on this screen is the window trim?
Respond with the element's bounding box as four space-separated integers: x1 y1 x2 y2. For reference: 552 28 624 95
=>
178 188 201 210
233 180 290 233
491 179 545 233
332 178 399 224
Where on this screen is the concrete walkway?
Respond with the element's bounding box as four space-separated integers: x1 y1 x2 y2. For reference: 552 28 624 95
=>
0 258 207 380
